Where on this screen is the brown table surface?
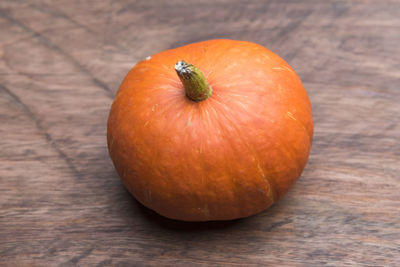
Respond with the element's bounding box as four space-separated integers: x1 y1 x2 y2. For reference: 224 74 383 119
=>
1 0 399 266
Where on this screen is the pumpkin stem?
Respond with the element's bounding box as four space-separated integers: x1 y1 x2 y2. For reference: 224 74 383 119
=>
175 60 212 102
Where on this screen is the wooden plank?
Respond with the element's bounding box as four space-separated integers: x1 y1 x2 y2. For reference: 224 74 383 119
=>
0 0 399 266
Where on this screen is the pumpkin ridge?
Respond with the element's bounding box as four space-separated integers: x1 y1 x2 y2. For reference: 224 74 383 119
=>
207 96 276 207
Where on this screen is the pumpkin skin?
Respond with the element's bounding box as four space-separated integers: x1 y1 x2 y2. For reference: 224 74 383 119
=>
107 39 313 221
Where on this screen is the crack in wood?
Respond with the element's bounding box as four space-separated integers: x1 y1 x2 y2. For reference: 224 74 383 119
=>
0 8 114 99
0 83 81 178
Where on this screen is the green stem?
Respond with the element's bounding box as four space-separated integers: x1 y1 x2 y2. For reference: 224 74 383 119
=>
175 60 212 102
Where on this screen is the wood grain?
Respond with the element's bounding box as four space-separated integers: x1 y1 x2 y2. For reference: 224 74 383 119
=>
1 0 399 266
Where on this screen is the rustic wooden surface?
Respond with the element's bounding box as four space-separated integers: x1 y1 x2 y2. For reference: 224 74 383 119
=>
1 0 399 266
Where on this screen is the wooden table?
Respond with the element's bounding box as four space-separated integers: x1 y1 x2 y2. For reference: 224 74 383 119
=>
1 1 399 266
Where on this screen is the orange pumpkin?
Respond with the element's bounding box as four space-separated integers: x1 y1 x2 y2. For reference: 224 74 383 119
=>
107 39 313 221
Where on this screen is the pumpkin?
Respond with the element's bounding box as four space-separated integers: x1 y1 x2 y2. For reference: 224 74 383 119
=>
107 39 313 221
